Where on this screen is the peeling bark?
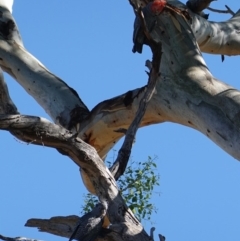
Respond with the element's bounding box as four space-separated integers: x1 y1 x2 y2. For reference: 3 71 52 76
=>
1 0 240 240
0 113 148 241
77 2 240 160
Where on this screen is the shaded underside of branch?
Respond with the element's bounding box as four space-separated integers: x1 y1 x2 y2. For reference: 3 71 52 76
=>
0 113 148 241
25 215 79 238
0 0 240 240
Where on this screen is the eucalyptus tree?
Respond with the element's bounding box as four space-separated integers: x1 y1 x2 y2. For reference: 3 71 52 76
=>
0 0 240 241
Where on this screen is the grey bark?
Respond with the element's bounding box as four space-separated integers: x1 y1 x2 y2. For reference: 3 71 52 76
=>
0 6 89 128
1 0 240 241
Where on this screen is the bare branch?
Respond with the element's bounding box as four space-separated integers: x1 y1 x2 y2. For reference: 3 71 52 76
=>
158 234 166 241
225 5 235 15
0 235 43 241
207 6 235 16
1 1 240 239
25 215 79 239
25 214 115 241
0 114 148 240
109 4 162 180
186 0 216 13
0 67 18 114
150 227 155 240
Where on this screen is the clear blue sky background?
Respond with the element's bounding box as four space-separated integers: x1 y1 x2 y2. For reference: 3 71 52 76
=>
1 1 240 241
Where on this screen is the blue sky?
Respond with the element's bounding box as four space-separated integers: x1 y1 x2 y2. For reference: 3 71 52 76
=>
1 1 240 241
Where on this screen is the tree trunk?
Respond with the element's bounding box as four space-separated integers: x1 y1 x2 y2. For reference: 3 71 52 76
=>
0 0 240 240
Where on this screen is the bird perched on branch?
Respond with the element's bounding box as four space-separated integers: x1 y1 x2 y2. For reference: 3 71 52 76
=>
132 11 146 53
150 0 167 14
132 0 167 53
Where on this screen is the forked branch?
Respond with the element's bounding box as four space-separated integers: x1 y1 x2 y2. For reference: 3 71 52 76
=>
207 5 235 15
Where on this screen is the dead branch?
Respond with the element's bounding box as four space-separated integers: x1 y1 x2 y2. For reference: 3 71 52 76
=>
207 6 235 15
0 235 43 241
186 0 216 13
1 1 240 240
110 4 162 180
25 215 79 239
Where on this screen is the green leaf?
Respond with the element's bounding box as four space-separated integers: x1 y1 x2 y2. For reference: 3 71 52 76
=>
132 196 137 202
81 154 160 221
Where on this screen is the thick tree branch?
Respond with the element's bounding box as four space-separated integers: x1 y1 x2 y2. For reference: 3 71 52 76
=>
190 8 240 55
132 0 240 55
24 215 114 241
1 1 240 240
77 2 240 162
0 114 148 241
0 66 18 114
25 215 79 239
0 0 238 159
0 39 89 128
0 0 238 134
0 0 238 160
0 6 89 129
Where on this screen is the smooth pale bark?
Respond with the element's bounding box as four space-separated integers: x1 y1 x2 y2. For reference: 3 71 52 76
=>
0 40 89 127
168 0 240 55
191 10 240 55
0 47 148 240
78 4 240 160
0 1 239 159
0 6 89 128
1 0 240 240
